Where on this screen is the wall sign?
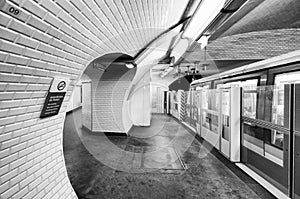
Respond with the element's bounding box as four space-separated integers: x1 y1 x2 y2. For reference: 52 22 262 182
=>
0 2 21 17
40 77 70 118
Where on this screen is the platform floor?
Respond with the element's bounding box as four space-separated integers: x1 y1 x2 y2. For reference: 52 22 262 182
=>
63 109 275 199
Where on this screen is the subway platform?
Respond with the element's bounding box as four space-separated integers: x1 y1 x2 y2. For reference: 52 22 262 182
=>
63 108 275 199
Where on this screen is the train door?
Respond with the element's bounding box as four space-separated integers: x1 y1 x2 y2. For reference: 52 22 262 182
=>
274 72 300 198
241 84 289 195
241 71 300 198
219 85 241 162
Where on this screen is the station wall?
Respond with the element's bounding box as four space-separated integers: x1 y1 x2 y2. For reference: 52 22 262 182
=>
0 0 167 198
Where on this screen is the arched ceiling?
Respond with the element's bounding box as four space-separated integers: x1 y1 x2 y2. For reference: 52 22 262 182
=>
0 0 190 65
178 0 300 78
211 0 300 39
1 0 299 81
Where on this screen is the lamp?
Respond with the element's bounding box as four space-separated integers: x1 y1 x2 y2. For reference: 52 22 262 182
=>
182 0 226 40
125 63 135 69
202 46 209 70
197 35 210 49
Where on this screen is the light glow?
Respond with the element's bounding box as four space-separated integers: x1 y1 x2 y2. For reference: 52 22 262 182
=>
125 63 135 69
197 35 210 49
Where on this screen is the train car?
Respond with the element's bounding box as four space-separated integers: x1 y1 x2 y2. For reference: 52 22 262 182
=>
190 50 300 198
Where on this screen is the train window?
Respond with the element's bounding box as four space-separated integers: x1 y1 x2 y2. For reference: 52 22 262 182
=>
274 71 300 85
271 71 300 126
267 71 300 153
221 89 230 141
224 79 258 88
243 88 257 119
270 86 284 126
201 89 219 111
203 85 210 89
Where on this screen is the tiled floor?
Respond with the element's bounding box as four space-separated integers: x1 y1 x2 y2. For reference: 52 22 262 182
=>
63 109 275 199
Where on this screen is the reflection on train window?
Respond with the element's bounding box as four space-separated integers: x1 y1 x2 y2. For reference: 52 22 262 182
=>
243 90 257 119
270 86 285 126
272 71 300 125
221 90 230 140
202 112 219 134
201 89 220 111
224 79 258 88
243 123 284 166
271 130 284 149
203 85 210 89
274 71 300 85
227 79 258 119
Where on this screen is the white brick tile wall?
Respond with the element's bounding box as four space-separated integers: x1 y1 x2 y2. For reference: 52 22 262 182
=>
8 19 34 37
29 177 42 191
22 0 46 19
12 127 29 137
27 16 48 32
22 188 37 199
32 189 45 199
0 0 165 198
10 155 27 169
0 132 12 142
10 170 27 185
10 142 27 153
18 146 34 158
12 186 29 199
16 35 39 49
0 184 19 199
12 92 32 99
1 137 19 150
0 26 18 42
0 148 10 159
0 63 16 73
0 167 18 183
19 173 34 189
0 92 15 100
0 165 9 176
4 121 23 133
0 181 10 193
0 12 12 27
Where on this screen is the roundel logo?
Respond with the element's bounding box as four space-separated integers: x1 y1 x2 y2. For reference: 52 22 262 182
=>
57 81 66 91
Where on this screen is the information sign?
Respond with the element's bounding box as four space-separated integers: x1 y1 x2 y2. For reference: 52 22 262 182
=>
40 77 70 118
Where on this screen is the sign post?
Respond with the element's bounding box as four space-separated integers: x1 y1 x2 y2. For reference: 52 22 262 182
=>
40 77 70 118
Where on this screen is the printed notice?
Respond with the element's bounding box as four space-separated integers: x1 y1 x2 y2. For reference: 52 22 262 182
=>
40 77 70 118
40 92 66 118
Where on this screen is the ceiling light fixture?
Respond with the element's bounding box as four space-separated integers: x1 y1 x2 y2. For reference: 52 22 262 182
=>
197 35 210 49
125 63 135 69
182 0 226 41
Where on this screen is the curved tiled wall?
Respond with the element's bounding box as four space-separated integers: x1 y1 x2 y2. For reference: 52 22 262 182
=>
0 0 178 198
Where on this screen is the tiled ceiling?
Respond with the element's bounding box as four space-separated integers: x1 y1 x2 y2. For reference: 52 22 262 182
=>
213 0 300 39
180 0 300 77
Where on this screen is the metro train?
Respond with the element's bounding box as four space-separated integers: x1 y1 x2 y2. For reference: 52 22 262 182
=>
167 50 300 198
